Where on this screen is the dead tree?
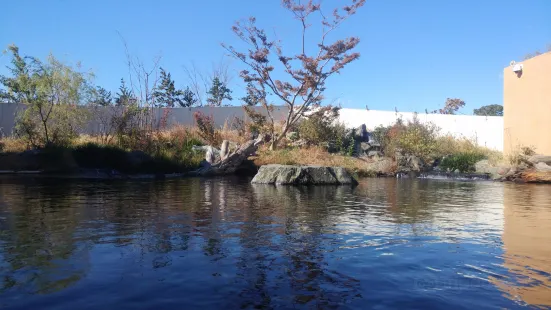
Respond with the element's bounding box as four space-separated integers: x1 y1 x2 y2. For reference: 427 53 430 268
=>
192 135 265 176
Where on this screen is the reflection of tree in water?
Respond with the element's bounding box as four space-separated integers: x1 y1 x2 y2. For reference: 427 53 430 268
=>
0 179 90 294
244 185 362 308
353 179 481 236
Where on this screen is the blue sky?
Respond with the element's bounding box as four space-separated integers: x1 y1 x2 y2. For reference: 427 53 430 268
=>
1 0 550 113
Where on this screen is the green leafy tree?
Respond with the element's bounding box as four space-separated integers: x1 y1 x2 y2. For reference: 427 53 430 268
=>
431 98 465 115
152 68 189 107
206 77 232 106
92 86 112 106
1 44 93 147
114 78 134 106
473 104 503 116
0 44 42 103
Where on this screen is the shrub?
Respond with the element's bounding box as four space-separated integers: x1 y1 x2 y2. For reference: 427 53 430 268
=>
507 145 536 166
72 143 131 171
373 114 438 162
193 111 222 147
297 106 349 153
243 106 273 137
15 104 89 148
439 153 486 173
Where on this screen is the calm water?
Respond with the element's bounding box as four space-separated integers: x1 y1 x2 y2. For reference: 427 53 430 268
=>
0 177 550 309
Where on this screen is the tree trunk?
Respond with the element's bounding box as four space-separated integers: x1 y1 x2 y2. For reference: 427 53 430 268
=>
193 135 265 176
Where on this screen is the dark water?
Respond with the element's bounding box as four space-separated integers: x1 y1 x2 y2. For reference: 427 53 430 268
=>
0 177 550 310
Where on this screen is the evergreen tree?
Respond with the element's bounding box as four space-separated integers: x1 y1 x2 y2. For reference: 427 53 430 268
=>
114 78 133 106
93 86 112 106
153 68 193 107
182 86 198 107
206 77 232 106
474 104 503 116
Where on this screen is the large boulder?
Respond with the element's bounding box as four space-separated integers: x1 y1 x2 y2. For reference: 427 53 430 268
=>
364 158 394 175
528 155 551 166
251 164 358 185
396 154 425 173
535 162 551 172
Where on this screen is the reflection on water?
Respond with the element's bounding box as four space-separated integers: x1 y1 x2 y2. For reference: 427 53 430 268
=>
0 177 549 309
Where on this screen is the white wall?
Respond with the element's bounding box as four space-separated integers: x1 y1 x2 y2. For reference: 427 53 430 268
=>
338 109 504 151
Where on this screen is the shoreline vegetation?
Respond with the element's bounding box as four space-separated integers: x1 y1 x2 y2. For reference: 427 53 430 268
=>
1 109 547 184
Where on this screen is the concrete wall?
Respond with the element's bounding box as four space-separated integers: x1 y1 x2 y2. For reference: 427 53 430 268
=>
0 103 20 137
504 52 551 155
0 103 504 151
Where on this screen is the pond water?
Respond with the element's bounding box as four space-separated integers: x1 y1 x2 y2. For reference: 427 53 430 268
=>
0 177 550 309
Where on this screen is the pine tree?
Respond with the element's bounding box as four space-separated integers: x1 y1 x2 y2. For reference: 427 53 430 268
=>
114 78 133 106
206 77 232 106
153 68 193 107
93 86 112 106
182 86 197 107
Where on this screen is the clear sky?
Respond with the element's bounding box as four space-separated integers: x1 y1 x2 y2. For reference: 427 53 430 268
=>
1 0 550 113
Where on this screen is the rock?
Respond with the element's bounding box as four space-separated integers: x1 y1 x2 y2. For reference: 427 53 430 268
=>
367 150 383 159
396 154 425 173
364 158 393 175
528 155 551 166
535 162 551 172
360 142 371 152
355 124 369 141
497 166 511 175
251 164 358 185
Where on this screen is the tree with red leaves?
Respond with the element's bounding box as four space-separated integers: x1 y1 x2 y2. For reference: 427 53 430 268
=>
223 0 365 149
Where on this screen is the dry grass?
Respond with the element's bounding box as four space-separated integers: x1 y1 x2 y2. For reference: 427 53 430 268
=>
0 137 28 153
252 146 391 177
435 135 503 164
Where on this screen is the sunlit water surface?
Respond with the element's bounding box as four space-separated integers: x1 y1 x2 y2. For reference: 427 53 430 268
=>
0 177 550 309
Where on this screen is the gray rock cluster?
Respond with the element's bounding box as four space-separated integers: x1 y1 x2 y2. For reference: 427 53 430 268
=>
475 155 551 182
349 124 383 158
251 164 358 185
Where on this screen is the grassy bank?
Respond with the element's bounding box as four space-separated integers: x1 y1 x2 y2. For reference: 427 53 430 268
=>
252 146 393 177
0 126 205 175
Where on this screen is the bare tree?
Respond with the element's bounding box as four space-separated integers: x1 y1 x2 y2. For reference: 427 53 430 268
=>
183 57 234 106
223 0 366 149
119 35 162 107
118 34 163 131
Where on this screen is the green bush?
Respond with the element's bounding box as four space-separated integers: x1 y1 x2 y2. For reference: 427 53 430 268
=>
372 114 439 162
15 104 90 148
439 153 486 173
298 106 350 153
